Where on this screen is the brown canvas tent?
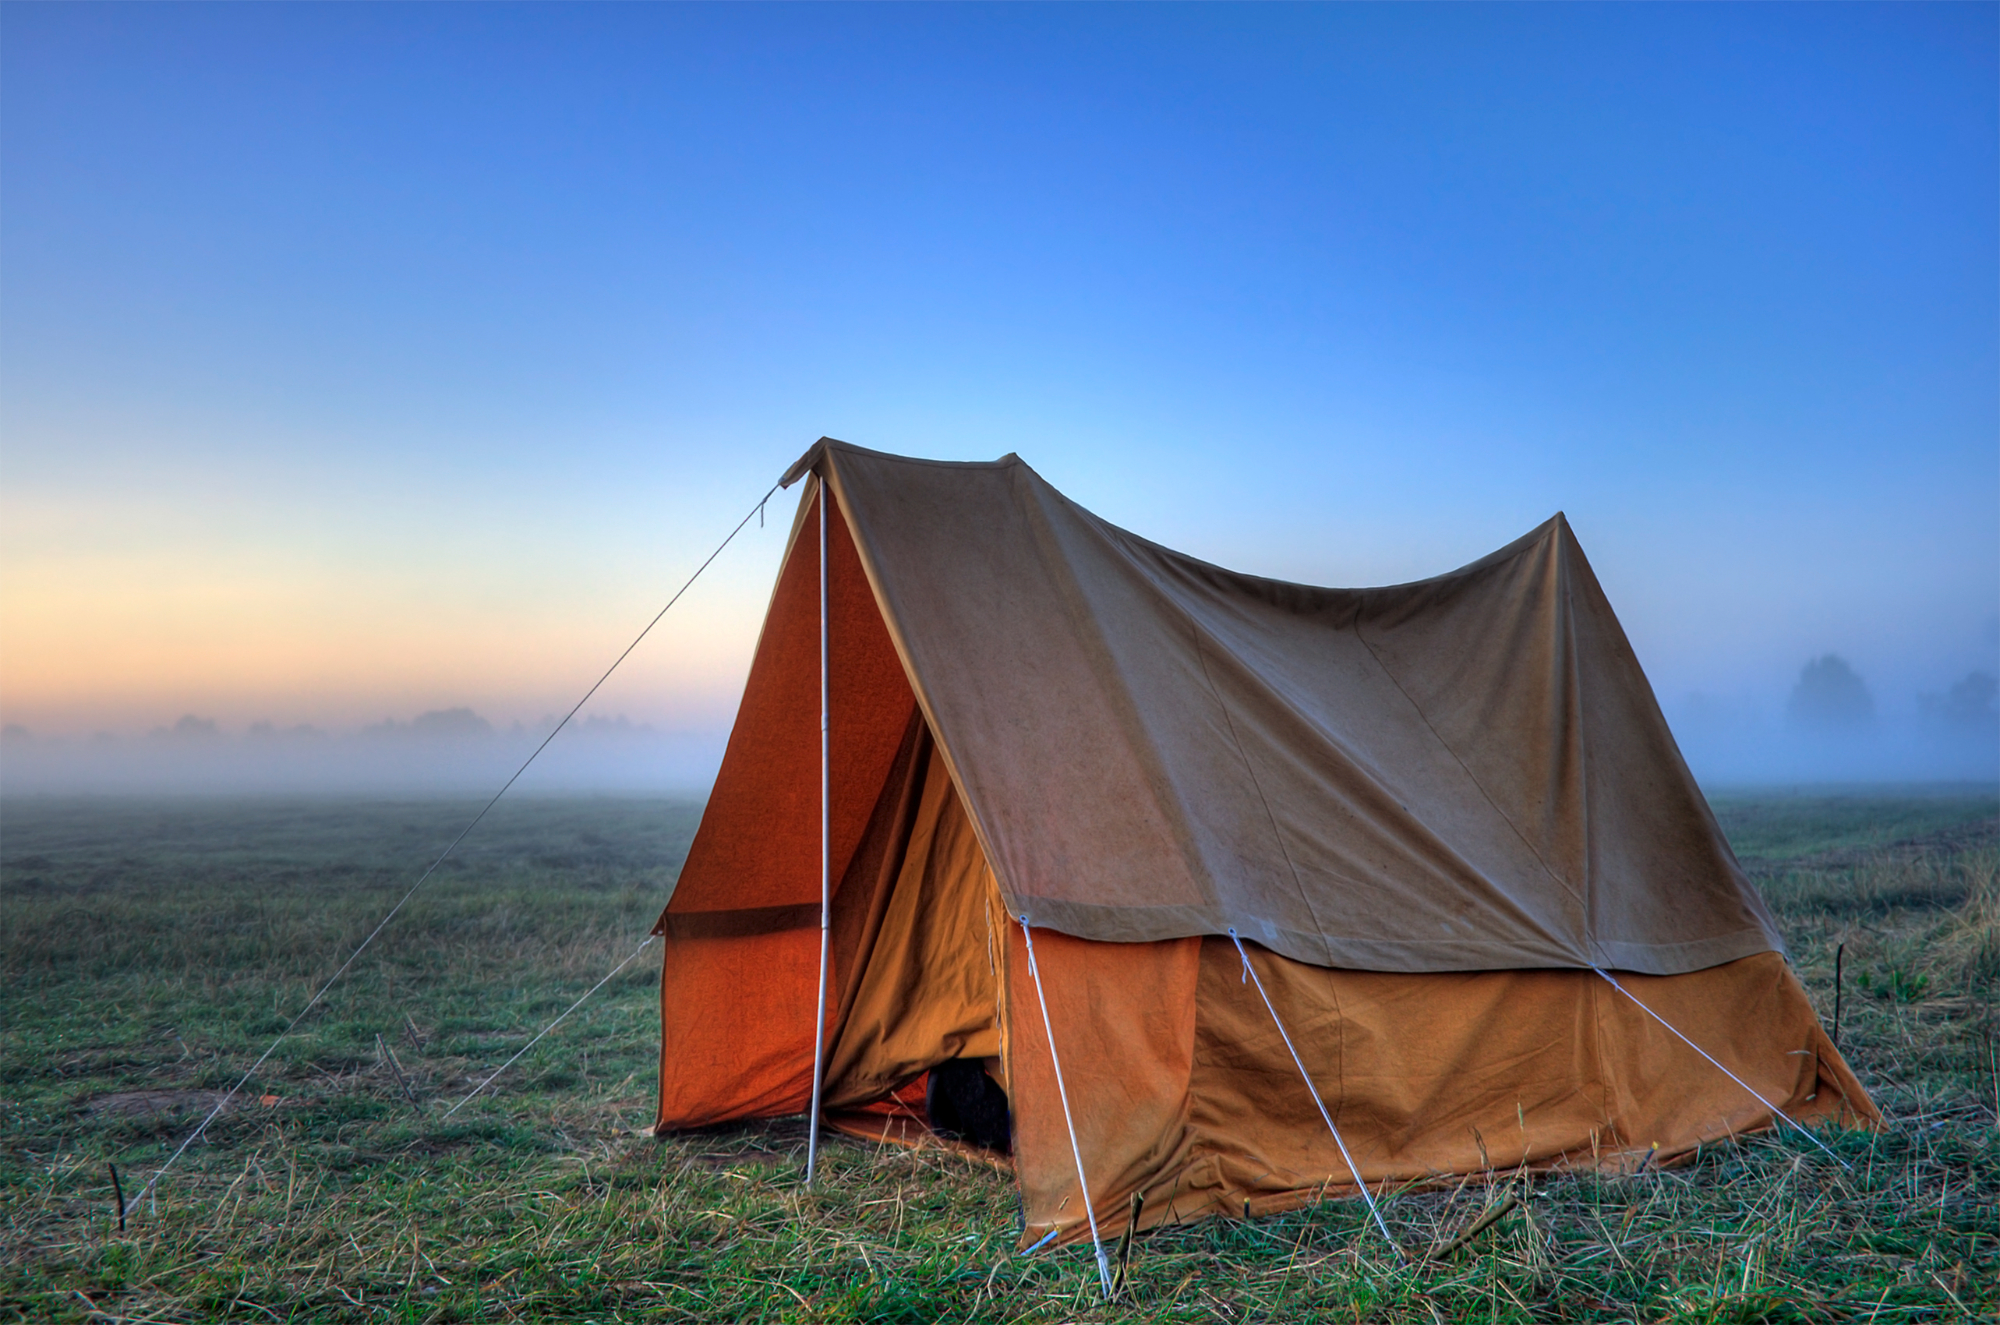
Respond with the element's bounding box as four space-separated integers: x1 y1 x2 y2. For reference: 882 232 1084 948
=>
652 439 1875 1254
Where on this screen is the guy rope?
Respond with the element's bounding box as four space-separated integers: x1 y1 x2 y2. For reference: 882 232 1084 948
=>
129 476 782 1217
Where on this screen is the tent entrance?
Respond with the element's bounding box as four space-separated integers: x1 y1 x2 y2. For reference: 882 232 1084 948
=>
652 477 1013 1140
817 709 1010 1151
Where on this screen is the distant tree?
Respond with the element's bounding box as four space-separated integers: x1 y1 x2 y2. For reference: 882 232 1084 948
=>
1918 670 1998 733
1786 655 1874 732
409 707 493 739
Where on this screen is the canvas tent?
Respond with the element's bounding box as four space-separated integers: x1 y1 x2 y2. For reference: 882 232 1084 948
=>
652 439 1875 1251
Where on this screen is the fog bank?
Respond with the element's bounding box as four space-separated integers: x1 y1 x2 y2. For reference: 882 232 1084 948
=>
5 656 1994 799
0 709 727 796
1667 659 1997 785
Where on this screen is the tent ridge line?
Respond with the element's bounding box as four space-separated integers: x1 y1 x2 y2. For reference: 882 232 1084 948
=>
789 436 1026 487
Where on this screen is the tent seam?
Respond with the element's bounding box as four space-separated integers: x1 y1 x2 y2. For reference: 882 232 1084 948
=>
1555 536 1596 960
1183 608 1337 967
1585 969 1620 1155
1348 618 1592 956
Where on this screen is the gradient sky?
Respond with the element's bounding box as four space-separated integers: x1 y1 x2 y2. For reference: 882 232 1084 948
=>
2 4 1994 781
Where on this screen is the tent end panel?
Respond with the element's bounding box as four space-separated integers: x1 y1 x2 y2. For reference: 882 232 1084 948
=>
655 925 821 1130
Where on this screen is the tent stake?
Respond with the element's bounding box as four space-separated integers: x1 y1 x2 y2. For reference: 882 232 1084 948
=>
1832 942 1845 1048
806 483 832 1186
1018 916 1114 1298
1228 930 1402 1260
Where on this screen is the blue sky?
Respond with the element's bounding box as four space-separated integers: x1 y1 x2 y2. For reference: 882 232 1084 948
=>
2 3 1994 786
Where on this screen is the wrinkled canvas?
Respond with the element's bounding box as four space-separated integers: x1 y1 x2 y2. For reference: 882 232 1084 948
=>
809 440 1777 972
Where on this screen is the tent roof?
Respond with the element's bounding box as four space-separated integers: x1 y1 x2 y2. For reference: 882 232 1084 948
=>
799 438 1779 975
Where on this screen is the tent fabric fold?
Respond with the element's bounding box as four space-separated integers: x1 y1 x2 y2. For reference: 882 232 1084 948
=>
652 439 1875 1239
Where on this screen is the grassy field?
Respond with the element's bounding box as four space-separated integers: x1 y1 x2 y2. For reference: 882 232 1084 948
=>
2 788 1995 1324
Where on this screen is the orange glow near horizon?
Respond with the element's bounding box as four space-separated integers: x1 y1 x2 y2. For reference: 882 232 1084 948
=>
0 492 782 736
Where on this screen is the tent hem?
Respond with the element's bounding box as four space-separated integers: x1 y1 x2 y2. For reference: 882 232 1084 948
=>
1010 897 1781 975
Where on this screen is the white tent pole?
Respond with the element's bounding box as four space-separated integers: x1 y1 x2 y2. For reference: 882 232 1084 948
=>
1018 915 1114 1299
1591 967 1849 1168
806 484 832 1185
1227 930 1401 1259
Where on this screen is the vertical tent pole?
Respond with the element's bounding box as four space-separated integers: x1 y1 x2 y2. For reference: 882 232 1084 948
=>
1228 930 1401 1258
806 484 831 1185
1018 915 1114 1298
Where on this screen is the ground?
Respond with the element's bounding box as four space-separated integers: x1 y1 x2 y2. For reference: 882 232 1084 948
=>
1 788 1995 1323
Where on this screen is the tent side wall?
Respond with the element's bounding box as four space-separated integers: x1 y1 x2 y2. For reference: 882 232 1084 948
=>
1005 930 1877 1246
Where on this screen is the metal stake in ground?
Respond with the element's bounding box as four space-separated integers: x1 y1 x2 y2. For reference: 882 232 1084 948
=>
1832 942 1845 1048
377 1033 417 1104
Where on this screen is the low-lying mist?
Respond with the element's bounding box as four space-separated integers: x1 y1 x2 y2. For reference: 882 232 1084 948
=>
0 709 728 797
1669 658 1997 786
2 655 1993 798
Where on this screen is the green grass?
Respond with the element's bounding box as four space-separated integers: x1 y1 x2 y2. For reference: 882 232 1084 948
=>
2 790 1996 1323
1706 784 1997 864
